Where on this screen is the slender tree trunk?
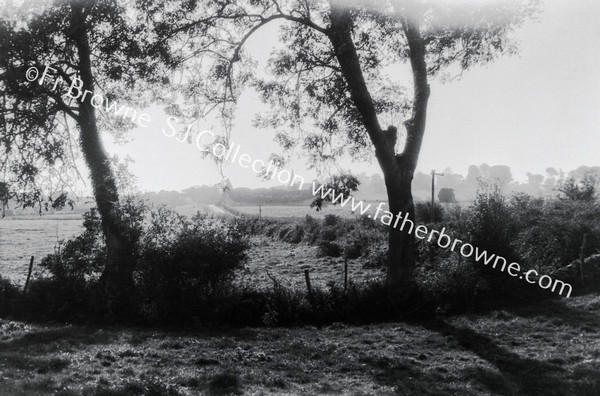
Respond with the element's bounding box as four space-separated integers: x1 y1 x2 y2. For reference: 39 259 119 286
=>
70 4 135 314
328 2 430 295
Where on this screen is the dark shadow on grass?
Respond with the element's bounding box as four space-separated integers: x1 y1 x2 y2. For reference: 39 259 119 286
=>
423 319 600 396
505 298 600 332
358 353 462 395
0 325 117 353
0 325 118 377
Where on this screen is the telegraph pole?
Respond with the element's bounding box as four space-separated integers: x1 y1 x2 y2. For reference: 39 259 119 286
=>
431 170 444 222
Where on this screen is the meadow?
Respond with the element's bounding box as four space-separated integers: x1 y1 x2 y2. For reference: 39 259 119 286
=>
0 294 597 395
232 204 361 219
0 216 84 285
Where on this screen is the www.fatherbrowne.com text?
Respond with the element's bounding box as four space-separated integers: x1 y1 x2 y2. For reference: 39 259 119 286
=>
311 182 573 298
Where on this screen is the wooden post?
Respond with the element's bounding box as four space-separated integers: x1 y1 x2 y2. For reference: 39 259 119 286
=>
344 259 348 291
24 256 34 293
304 269 312 297
580 234 588 286
430 170 444 223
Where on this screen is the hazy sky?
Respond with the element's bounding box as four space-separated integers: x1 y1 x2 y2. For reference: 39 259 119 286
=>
104 0 600 192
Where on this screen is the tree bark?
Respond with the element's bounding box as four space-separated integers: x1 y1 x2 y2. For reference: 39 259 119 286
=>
69 4 135 314
328 2 430 294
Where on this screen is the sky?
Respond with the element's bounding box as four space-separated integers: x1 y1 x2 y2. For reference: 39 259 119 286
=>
104 0 600 193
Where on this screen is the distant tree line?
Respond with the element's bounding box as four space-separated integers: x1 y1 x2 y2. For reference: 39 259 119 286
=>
139 164 600 208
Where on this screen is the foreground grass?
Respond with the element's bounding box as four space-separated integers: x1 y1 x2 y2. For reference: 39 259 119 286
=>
0 295 598 395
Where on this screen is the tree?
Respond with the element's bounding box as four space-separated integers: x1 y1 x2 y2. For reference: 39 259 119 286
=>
149 0 539 293
0 0 170 312
465 164 482 187
557 173 597 202
0 182 8 217
489 165 513 189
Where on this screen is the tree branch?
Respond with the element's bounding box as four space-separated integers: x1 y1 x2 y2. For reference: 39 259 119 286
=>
400 16 430 171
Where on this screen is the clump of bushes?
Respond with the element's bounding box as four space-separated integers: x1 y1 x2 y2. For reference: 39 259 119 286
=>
136 207 249 323
14 200 249 324
512 197 600 273
257 213 388 260
415 201 444 224
419 178 600 309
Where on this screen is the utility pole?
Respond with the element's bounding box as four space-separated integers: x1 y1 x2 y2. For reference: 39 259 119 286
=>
431 170 444 223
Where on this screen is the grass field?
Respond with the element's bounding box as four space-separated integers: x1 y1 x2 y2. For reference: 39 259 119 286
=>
231 203 376 219
0 294 597 395
0 216 84 285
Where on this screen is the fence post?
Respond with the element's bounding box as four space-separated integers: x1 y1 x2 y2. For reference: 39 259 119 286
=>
23 256 34 293
304 269 312 297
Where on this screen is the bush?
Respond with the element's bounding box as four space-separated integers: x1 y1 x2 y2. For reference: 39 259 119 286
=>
416 254 488 313
319 226 337 242
19 201 250 324
20 276 105 322
303 215 321 244
0 277 21 317
415 202 444 224
343 239 362 259
512 198 600 273
323 214 341 227
318 241 342 257
40 208 106 282
343 218 386 259
137 208 249 323
277 224 304 244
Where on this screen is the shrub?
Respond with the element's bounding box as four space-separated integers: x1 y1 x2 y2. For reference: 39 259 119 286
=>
40 208 106 281
25 200 250 324
323 214 341 227
283 224 304 244
513 198 600 273
0 277 21 317
21 277 104 322
319 241 342 257
343 239 362 259
276 224 304 244
415 202 444 224
363 248 388 268
466 183 519 261
137 209 249 323
415 254 487 313
303 215 321 244
319 226 337 242
342 219 386 259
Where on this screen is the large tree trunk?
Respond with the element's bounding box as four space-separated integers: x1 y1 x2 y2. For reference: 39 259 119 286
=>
70 4 135 314
384 167 417 291
328 2 430 294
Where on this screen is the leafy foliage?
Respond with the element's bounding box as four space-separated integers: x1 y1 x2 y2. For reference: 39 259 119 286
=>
415 201 444 224
310 173 360 210
556 173 598 202
0 0 171 210
512 197 600 273
137 208 249 322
